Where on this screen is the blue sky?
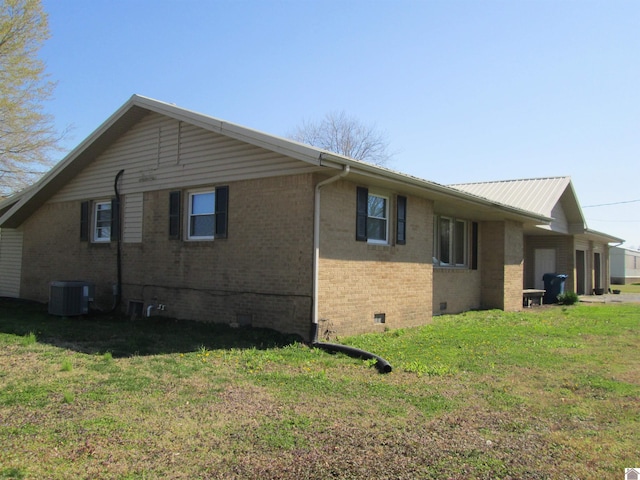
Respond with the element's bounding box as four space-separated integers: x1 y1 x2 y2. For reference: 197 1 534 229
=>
40 0 639 247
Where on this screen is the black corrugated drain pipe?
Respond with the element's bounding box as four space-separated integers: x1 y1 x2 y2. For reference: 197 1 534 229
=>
312 341 393 374
310 324 392 374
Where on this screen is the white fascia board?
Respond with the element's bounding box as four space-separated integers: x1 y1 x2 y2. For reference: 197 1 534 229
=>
584 228 624 245
132 95 324 166
329 157 552 224
0 96 147 227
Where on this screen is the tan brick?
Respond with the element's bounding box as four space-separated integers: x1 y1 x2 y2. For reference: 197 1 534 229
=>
21 174 316 339
19 172 528 342
316 180 433 339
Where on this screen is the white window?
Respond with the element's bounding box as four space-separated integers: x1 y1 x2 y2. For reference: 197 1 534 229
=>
434 216 468 267
367 193 388 244
188 191 215 240
94 201 111 242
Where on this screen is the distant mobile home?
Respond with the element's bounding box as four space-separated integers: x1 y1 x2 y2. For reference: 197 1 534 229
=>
611 246 640 285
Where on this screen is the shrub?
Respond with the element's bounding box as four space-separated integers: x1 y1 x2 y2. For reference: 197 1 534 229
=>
558 291 579 305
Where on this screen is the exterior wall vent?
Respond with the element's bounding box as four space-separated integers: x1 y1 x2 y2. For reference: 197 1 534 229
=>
48 281 95 316
374 313 386 324
236 313 253 327
127 300 144 319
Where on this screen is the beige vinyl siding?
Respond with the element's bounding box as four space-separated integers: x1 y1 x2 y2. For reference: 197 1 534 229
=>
123 193 143 243
50 113 319 203
625 250 640 281
575 239 589 251
549 202 569 233
0 228 23 297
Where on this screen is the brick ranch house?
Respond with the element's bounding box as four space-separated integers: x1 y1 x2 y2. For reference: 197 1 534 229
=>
1 95 613 341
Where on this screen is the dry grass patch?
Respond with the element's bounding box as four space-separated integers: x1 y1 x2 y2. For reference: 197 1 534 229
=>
1 299 638 479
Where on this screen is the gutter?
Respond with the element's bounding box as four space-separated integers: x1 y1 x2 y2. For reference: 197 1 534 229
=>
311 162 350 339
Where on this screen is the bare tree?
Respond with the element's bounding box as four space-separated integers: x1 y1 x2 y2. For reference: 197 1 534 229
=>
0 0 60 197
289 111 392 166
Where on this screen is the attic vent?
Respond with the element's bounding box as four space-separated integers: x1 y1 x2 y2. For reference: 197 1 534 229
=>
48 281 95 316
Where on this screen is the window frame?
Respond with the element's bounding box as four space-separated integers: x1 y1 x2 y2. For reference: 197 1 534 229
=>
356 187 404 246
433 215 469 268
366 192 389 244
93 200 112 243
187 189 216 241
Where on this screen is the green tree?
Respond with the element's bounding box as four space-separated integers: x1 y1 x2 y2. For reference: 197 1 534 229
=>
0 0 59 197
289 111 392 166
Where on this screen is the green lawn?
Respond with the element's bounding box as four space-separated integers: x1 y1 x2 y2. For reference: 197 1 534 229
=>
614 282 640 294
1 298 638 479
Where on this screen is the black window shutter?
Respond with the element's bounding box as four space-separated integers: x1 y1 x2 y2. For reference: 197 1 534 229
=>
80 201 89 241
110 198 120 241
169 191 181 239
471 222 479 270
396 195 407 245
356 186 368 242
214 186 229 239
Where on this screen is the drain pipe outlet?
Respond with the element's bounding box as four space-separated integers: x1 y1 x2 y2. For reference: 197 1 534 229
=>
313 341 393 374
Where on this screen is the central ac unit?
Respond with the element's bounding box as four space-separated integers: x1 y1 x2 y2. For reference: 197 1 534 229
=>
48 281 95 316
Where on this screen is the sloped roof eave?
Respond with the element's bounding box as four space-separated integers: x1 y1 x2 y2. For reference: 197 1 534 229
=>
0 95 328 228
1 94 551 228
323 156 552 224
581 228 624 245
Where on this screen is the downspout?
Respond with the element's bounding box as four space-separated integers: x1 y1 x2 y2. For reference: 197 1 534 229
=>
310 162 392 374
311 163 350 341
111 169 124 313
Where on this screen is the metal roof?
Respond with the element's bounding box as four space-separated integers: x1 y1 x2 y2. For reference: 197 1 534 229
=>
451 177 623 243
450 177 572 217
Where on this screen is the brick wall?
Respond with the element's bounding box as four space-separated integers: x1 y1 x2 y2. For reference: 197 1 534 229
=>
503 220 525 311
21 201 118 304
20 169 530 340
480 220 524 311
21 174 316 339
433 269 481 314
316 180 433 339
